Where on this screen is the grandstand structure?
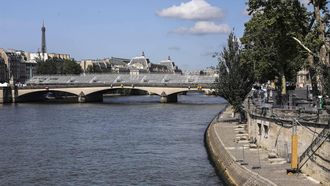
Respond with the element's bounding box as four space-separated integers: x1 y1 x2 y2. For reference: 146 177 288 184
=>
26 74 215 85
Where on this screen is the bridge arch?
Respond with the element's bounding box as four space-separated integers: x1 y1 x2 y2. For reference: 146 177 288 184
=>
80 87 150 102
17 90 79 102
75 86 186 103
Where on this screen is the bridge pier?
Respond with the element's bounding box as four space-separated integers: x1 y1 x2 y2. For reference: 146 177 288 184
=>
11 86 18 103
78 92 103 103
0 87 11 103
78 92 86 103
160 94 178 103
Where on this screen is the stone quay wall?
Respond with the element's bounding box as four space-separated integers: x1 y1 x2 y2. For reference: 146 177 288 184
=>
205 106 276 186
247 110 329 184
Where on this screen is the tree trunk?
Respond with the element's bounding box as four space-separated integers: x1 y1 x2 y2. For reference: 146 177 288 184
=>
309 67 320 96
239 110 247 123
313 0 327 66
281 73 286 95
311 0 327 96
308 54 321 96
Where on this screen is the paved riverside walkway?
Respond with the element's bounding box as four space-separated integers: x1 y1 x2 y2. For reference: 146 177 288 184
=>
213 108 320 186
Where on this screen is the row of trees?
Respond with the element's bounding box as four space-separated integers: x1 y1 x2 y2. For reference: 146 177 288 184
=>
37 58 82 75
215 0 330 116
37 58 114 74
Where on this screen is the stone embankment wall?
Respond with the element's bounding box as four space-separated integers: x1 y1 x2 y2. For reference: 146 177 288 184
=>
205 107 276 186
247 111 329 184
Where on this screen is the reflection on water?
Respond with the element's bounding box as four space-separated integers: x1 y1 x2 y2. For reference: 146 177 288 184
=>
0 93 226 185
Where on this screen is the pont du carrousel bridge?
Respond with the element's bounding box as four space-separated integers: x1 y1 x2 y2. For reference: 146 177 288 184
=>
13 74 217 103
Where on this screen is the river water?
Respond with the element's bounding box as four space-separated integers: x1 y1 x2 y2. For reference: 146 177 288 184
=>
0 93 226 185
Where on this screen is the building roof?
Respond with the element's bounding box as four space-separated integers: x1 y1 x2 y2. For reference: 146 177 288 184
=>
160 61 175 70
111 60 127 66
110 57 130 63
128 53 150 70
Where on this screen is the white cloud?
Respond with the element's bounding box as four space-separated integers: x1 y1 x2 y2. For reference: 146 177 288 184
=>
157 0 224 20
173 21 230 35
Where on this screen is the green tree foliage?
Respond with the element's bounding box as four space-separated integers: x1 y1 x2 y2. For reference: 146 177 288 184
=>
307 0 330 64
303 0 330 95
37 58 82 75
215 32 255 115
241 0 308 94
63 59 82 74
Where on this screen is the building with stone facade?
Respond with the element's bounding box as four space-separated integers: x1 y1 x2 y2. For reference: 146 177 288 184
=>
159 56 182 74
128 52 151 71
80 59 112 73
80 57 130 74
25 52 48 62
24 60 37 81
296 68 311 88
0 49 25 83
128 52 181 74
79 52 182 75
48 53 71 60
0 56 8 83
108 57 130 73
0 49 39 84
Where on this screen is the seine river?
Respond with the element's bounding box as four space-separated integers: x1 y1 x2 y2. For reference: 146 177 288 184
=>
0 93 226 185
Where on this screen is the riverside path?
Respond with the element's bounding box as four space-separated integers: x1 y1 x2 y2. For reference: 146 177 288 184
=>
207 106 320 185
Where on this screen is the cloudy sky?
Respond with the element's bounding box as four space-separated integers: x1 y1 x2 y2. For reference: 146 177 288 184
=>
0 0 306 70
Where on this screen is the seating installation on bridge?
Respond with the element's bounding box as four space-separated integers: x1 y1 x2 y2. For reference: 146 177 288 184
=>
15 74 216 103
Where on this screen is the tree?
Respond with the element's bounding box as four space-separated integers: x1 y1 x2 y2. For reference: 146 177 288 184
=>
37 59 57 74
310 0 329 66
242 0 309 96
37 58 82 75
303 0 330 95
63 59 82 74
214 32 255 120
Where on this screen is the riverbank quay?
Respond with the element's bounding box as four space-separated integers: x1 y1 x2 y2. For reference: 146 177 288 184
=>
205 106 321 186
247 95 329 184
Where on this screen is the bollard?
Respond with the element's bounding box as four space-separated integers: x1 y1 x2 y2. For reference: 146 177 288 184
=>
287 120 298 174
241 145 248 165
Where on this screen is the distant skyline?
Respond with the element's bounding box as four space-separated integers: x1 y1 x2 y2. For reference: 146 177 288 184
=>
0 0 310 70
